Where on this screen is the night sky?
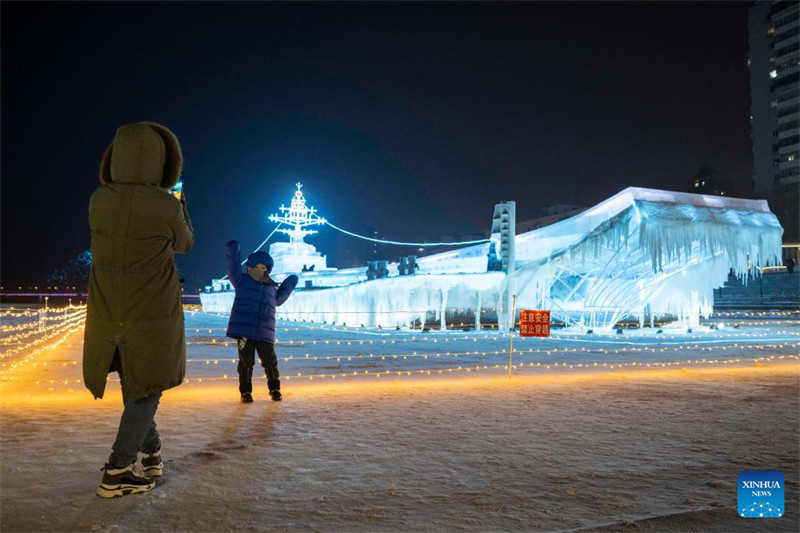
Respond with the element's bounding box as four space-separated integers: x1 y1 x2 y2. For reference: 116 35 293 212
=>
1 2 753 291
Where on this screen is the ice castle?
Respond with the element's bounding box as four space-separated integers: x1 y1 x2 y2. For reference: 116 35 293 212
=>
201 184 783 330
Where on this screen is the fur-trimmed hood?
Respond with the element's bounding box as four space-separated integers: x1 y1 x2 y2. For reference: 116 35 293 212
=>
99 122 182 189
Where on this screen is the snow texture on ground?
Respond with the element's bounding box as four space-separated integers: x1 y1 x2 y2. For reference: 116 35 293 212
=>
1 310 799 532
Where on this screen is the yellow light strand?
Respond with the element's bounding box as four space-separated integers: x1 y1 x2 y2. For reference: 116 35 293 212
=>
5 354 799 389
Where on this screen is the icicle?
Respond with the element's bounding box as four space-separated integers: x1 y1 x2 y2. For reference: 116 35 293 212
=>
440 289 447 331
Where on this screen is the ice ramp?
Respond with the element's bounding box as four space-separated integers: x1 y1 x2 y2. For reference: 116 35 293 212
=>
277 187 783 330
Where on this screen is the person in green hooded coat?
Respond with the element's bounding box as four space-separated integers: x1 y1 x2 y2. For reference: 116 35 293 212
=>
83 122 194 498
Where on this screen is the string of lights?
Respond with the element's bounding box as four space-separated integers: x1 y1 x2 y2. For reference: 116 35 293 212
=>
235 319 800 331
187 326 797 338
183 310 800 336
4 308 792 340
0 304 85 315
0 313 85 346
187 332 508 346
180 341 800 365
713 310 800 317
5 354 798 389
186 322 503 334
0 308 85 361
186 309 800 330
176 354 800 383
0 320 85 377
5 323 795 371
184 308 800 321
182 330 798 349
185 307 511 317
0 312 84 353
0 322 42 334
0 309 41 318
324 220 490 247
1 310 85 329
2 303 798 393
0 308 84 326
323 321 778 332
4 303 796 322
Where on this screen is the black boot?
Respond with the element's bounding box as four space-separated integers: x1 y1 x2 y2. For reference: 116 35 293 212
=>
267 379 282 401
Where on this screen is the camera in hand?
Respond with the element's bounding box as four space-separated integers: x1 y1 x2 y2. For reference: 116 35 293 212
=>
170 180 183 201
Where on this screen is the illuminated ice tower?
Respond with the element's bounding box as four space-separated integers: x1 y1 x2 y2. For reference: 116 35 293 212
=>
267 183 329 277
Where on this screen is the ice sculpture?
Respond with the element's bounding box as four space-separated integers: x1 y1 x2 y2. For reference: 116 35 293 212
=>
202 187 783 330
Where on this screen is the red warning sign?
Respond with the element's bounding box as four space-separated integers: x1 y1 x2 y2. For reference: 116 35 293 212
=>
519 309 550 337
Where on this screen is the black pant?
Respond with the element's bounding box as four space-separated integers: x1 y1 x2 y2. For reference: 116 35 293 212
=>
237 338 280 394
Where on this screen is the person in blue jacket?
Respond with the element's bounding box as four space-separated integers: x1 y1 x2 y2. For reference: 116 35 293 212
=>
226 240 298 403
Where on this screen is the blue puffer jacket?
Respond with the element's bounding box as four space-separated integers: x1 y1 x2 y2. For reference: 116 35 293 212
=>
225 240 298 343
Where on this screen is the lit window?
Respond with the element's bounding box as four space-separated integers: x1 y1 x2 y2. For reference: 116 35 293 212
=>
770 70 778 78
789 155 796 161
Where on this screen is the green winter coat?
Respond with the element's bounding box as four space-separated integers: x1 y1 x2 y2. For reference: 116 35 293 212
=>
83 123 194 400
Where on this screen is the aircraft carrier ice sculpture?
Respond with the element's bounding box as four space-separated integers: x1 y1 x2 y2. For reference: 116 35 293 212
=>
202 186 783 331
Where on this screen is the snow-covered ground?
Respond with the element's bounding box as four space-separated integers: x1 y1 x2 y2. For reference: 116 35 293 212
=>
1 308 798 531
